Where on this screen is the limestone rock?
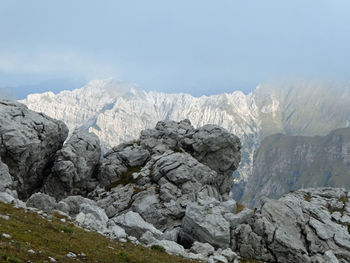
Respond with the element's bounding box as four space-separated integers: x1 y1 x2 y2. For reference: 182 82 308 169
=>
0 99 68 199
150 240 186 256
0 157 13 192
26 192 57 212
231 188 350 263
190 241 215 257
182 124 241 177
75 203 108 232
98 143 150 187
105 223 127 240
43 129 101 199
112 211 162 238
180 199 231 248
57 195 96 216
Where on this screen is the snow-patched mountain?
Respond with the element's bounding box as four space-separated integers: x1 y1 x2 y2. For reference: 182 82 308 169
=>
21 79 350 183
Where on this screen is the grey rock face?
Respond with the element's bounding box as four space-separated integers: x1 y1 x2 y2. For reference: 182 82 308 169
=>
98 143 150 187
57 195 97 216
182 124 241 176
112 211 162 238
231 188 350 263
139 120 241 197
42 129 101 199
75 203 109 232
92 120 242 233
0 99 68 199
180 199 231 248
26 192 57 212
0 157 13 192
190 241 215 257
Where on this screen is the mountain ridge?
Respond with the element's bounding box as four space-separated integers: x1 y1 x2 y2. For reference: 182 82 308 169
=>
20 79 350 183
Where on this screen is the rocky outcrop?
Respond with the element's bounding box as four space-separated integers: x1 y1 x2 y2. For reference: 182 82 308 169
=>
0 99 68 199
42 129 101 200
179 199 235 248
231 188 350 263
3 100 350 262
91 120 241 233
242 128 350 207
0 157 13 192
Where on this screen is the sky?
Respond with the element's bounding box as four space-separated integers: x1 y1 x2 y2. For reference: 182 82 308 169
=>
0 0 350 97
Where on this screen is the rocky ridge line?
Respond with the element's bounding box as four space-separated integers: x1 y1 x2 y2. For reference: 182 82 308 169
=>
1 98 349 263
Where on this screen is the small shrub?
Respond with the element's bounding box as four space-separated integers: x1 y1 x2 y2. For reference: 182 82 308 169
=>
236 203 245 214
339 196 349 203
151 245 166 253
61 226 74 234
304 193 312 202
118 251 132 263
3 255 22 263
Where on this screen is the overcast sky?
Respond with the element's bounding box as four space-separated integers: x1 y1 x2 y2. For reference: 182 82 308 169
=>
0 0 349 96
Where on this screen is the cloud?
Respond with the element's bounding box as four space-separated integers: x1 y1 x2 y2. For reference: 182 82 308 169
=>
0 51 119 79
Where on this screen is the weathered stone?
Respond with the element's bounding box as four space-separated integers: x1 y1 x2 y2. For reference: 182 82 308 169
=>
150 240 186 256
112 211 162 238
0 158 13 192
180 200 231 248
190 241 215 257
0 99 68 199
223 208 254 228
57 195 96 216
98 143 150 187
42 129 101 199
75 203 108 232
26 192 57 212
105 222 127 240
230 188 350 263
221 248 237 262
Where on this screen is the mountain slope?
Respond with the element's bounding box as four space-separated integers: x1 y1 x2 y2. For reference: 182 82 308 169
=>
242 127 350 207
21 79 260 181
20 79 350 184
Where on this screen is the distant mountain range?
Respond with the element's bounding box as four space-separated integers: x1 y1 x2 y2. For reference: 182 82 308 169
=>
20 79 350 189
241 127 350 207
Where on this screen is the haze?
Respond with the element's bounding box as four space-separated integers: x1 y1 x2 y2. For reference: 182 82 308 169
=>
0 0 349 97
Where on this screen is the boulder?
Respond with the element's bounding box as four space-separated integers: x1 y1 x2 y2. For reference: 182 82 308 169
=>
57 195 96 216
26 192 57 212
94 184 135 218
75 203 108 232
180 199 231 248
181 124 241 177
42 129 101 199
98 143 150 187
105 223 127 240
190 241 215 257
112 211 162 238
150 240 186 256
230 188 350 263
0 99 68 199
0 157 13 192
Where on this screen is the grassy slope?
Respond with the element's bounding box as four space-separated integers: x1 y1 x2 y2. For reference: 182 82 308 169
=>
0 202 195 263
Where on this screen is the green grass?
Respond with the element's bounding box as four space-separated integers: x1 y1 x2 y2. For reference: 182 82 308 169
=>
0 202 197 263
150 245 166 253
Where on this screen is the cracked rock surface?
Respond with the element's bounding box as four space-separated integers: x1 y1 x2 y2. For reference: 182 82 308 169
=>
231 188 350 263
0 99 68 199
42 129 101 200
